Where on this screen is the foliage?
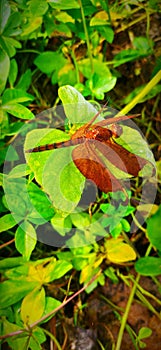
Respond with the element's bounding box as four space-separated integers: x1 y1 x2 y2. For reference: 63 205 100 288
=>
0 0 161 349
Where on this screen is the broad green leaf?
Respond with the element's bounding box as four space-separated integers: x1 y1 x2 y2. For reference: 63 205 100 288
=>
41 297 61 322
135 257 161 276
51 214 72 236
55 11 75 23
21 286 45 325
25 126 85 213
8 164 30 178
3 11 21 36
15 221 37 260
8 59 18 86
34 51 66 75
87 72 116 99
6 120 24 136
147 205 161 251
0 256 24 269
90 10 109 26
21 17 42 37
138 327 152 340
2 102 34 119
27 258 56 283
0 49 10 93
27 181 55 222
48 0 80 10
0 213 16 232
0 280 38 308
2 319 29 350
16 69 32 90
28 0 48 16
0 0 10 33
25 128 84 213
105 238 136 263
2 88 34 104
58 85 97 123
113 38 153 68
97 25 114 43
42 259 72 283
0 36 21 57
3 177 52 225
27 258 72 283
29 327 46 349
70 212 91 229
0 109 9 138
4 264 29 279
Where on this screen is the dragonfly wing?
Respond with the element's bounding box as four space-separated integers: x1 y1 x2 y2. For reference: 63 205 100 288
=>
96 140 149 177
72 142 124 193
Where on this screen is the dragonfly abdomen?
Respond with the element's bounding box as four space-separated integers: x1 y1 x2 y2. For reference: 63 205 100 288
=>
26 137 85 153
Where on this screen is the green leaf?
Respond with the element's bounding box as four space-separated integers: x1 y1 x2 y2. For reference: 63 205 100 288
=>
3 177 51 225
0 213 16 232
35 259 72 283
41 297 61 322
28 0 48 17
27 181 55 222
34 51 66 75
2 88 34 104
16 69 32 90
21 17 42 37
2 319 29 350
0 0 10 33
25 127 85 213
0 109 9 139
21 286 45 325
8 164 30 178
43 148 85 213
113 38 153 68
90 11 109 26
29 327 46 349
51 214 72 236
48 0 80 10
0 49 10 93
0 256 24 269
15 221 37 260
0 280 38 308
133 36 153 53
96 25 114 43
147 205 161 250
87 72 116 99
138 327 152 340
58 85 98 123
135 257 161 276
8 58 18 86
2 102 34 119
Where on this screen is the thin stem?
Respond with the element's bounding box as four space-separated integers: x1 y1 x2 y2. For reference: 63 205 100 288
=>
115 274 140 350
79 0 94 73
115 70 161 116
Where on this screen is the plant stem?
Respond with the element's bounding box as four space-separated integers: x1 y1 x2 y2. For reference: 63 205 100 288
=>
115 274 140 350
79 0 94 73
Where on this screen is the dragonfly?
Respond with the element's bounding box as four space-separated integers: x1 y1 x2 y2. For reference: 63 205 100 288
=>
26 108 152 194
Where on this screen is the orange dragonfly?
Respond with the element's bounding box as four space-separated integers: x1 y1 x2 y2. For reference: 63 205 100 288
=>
26 109 153 194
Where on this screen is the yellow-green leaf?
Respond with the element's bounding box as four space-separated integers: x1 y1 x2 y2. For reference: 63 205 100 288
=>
21 286 45 325
105 238 136 263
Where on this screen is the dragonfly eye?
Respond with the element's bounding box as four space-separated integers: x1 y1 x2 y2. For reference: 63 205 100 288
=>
109 124 123 138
